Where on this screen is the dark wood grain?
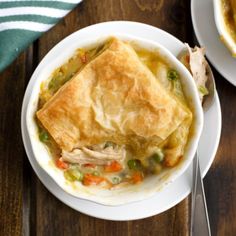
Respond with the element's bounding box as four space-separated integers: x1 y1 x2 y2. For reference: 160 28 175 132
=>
204 69 236 236
0 0 235 235
0 52 26 236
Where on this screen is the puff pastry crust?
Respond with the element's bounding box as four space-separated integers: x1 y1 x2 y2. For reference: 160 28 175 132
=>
37 38 192 153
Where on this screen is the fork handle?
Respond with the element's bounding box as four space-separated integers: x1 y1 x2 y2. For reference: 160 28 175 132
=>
190 153 211 236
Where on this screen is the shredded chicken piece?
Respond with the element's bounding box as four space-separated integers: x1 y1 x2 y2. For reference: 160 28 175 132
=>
61 144 126 165
179 44 209 101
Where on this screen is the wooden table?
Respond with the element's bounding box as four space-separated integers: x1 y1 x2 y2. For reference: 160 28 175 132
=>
1 0 236 235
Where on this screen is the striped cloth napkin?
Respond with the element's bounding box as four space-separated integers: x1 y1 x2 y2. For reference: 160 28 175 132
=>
0 0 82 73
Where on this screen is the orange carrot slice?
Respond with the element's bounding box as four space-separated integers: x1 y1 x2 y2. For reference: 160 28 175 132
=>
83 163 96 168
104 161 123 173
82 173 105 186
131 172 144 184
56 158 69 169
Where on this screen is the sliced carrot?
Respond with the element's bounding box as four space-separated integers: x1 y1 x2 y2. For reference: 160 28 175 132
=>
82 173 105 186
83 163 96 168
131 172 144 184
56 158 69 169
104 161 123 173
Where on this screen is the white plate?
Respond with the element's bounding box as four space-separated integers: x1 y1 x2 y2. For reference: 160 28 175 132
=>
191 0 236 86
21 21 222 220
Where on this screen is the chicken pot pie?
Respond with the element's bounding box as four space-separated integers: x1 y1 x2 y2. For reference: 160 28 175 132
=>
36 38 193 188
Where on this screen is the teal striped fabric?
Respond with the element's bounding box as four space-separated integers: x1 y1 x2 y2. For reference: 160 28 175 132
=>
0 0 82 73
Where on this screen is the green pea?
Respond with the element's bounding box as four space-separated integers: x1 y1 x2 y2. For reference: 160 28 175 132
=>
39 131 49 143
72 169 84 181
104 141 114 148
92 171 100 176
151 149 164 163
167 69 179 81
127 159 142 170
64 171 76 182
112 176 121 185
64 169 83 182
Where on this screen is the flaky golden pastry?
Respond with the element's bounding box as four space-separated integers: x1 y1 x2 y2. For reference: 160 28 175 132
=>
37 38 192 153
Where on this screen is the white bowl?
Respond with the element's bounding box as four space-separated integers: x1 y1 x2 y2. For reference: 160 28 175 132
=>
26 32 203 206
213 0 236 56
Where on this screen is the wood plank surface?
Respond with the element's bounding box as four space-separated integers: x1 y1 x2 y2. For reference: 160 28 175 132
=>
204 69 236 236
0 53 25 236
0 0 235 235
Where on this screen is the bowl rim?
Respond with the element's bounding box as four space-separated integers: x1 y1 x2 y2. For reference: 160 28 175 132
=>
25 30 204 206
213 0 236 56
